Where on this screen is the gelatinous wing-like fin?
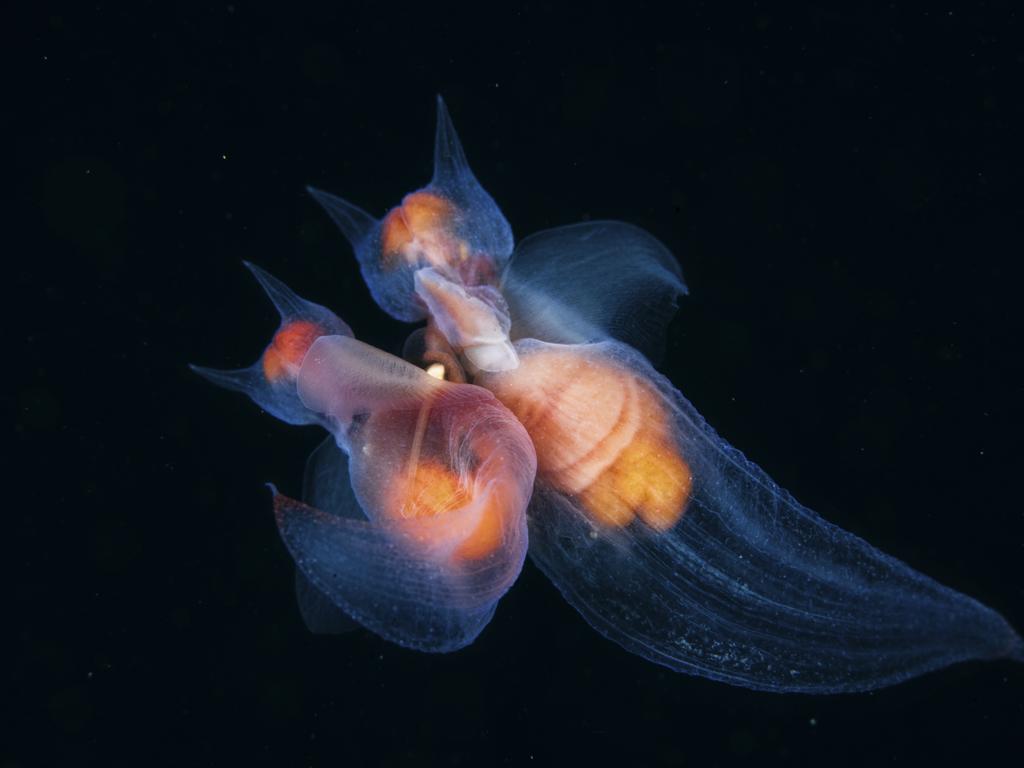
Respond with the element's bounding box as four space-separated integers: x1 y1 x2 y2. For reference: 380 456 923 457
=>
276 492 515 651
432 95 473 188
293 569 360 635
428 96 514 269
502 222 686 363
303 435 366 521
306 185 429 322
190 362 265 400
190 264 352 425
241 261 353 339
291 436 365 635
511 340 1021 692
306 186 378 252
276 335 537 651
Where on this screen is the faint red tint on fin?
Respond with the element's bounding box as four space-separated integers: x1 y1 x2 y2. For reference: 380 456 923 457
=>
262 320 324 382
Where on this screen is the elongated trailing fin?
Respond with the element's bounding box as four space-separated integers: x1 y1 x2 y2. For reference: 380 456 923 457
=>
307 186 378 248
511 339 1022 693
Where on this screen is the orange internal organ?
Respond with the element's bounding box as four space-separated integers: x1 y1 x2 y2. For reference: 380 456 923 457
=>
262 320 323 382
384 459 505 560
579 426 692 530
483 348 692 530
380 191 458 269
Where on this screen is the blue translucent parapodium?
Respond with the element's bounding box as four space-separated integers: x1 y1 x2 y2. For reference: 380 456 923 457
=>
510 339 1023 692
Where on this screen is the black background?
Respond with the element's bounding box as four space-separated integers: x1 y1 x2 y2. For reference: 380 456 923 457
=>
16 3 1024 766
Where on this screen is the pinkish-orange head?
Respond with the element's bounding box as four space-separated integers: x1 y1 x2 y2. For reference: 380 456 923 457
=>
262 320 324 383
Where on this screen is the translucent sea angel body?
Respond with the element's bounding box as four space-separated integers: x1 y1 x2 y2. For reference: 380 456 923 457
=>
193 97 1022 693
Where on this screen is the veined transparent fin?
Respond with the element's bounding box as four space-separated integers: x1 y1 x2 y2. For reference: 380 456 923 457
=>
290 437 366 635
484 339 1022 692
502 221 686 363
432 95 474 187
307 186 378 250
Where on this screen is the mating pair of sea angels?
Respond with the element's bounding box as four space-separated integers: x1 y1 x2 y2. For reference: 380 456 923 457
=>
195 97 1021 693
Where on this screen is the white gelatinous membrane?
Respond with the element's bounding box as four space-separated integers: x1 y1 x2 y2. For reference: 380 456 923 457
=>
190 262 352 426
478 338 1023 692
413 267 519 373
501 221 687 363
272 335 537 652
308 96 513 323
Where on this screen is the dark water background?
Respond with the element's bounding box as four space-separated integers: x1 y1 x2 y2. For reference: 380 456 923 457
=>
16 3 1023 766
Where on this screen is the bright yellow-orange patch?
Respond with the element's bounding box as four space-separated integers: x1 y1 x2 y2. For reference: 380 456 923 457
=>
580 430 692 531
480 348 693 531
386 459 504 560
